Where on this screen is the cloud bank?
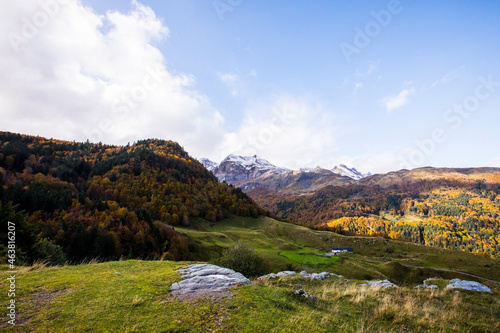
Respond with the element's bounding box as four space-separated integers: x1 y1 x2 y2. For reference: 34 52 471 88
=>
1 1 415 174
0 0 225 158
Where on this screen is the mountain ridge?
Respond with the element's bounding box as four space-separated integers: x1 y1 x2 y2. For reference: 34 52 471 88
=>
199 154 371 194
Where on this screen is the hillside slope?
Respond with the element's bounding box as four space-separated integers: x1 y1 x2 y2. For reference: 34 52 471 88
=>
248 167 500 257
1 217 499 332
0 132 268 263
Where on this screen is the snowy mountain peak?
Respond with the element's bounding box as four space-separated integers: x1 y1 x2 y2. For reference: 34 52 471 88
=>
212 154 288 183
331 164 371 180
199 158 217 171
222 154 287 172
299 166 328 173
199 155 371 184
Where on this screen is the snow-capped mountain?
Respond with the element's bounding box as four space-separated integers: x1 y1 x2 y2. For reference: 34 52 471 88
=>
199 158 218 172
331 164 371 180
213 154 288 183
299 166 325 173
197 155 371 193
224 154 287 171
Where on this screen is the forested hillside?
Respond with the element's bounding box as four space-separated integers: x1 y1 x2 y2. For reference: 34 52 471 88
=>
0 132 267 263
249 175 500 257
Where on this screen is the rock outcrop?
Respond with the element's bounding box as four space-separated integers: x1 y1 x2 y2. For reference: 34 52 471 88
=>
415 277 439 289
170 264 251 300
445 279 493 293
258 271 297 279
361 279 398 288
295 289 317 300
258 270 341 281
299 271 342 280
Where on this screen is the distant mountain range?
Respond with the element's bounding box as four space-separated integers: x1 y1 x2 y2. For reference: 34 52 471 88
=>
199 155 371 194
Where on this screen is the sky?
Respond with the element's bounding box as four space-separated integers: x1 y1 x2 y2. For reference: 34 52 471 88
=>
1 0 500 174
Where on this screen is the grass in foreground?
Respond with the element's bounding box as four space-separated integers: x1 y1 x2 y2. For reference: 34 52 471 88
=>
1 260 499 332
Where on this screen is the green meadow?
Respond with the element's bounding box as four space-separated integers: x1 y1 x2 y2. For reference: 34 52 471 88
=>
2 216 499 332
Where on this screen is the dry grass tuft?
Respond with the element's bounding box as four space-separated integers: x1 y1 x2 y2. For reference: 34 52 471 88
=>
131 295 145 307
18 260 49 273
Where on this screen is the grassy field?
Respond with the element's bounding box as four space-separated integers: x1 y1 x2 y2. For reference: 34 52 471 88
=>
278 247 340 270
1 260 498 332
1 216 499 332
178 216 500 283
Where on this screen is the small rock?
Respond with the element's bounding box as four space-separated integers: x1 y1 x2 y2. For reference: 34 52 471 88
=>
258 271 296 279
294 289 317 300
295 289 306 295
361 279 398 288
299 270 310 278
310 272 330 280
415 284 438 289
445 279 493 293
276 271 297 277
257 273 277 280
415 277 439 289
299 270 342 280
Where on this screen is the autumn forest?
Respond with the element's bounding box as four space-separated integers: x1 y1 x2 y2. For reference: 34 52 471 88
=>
0 132 269 264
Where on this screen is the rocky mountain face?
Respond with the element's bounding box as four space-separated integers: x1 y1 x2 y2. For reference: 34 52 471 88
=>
331 164 372 180
199 155 369 194
211 154 288 183
199 158 217 172
237 167 354 193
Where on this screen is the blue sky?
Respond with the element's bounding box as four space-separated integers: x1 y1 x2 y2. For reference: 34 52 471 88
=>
1 0 499 173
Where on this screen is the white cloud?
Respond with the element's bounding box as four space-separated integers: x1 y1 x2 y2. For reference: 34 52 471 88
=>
0 0 225 159
427 66 465 89
441 65 464 83
217 72 239 96
218 72 237 83
355 61 378 78
216 95 340 170
366 61 378 75
353 82 363 95
381 88 416 113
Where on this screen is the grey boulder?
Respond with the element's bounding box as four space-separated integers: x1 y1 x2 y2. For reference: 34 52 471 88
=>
170 264 251 298
445 279 492 293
